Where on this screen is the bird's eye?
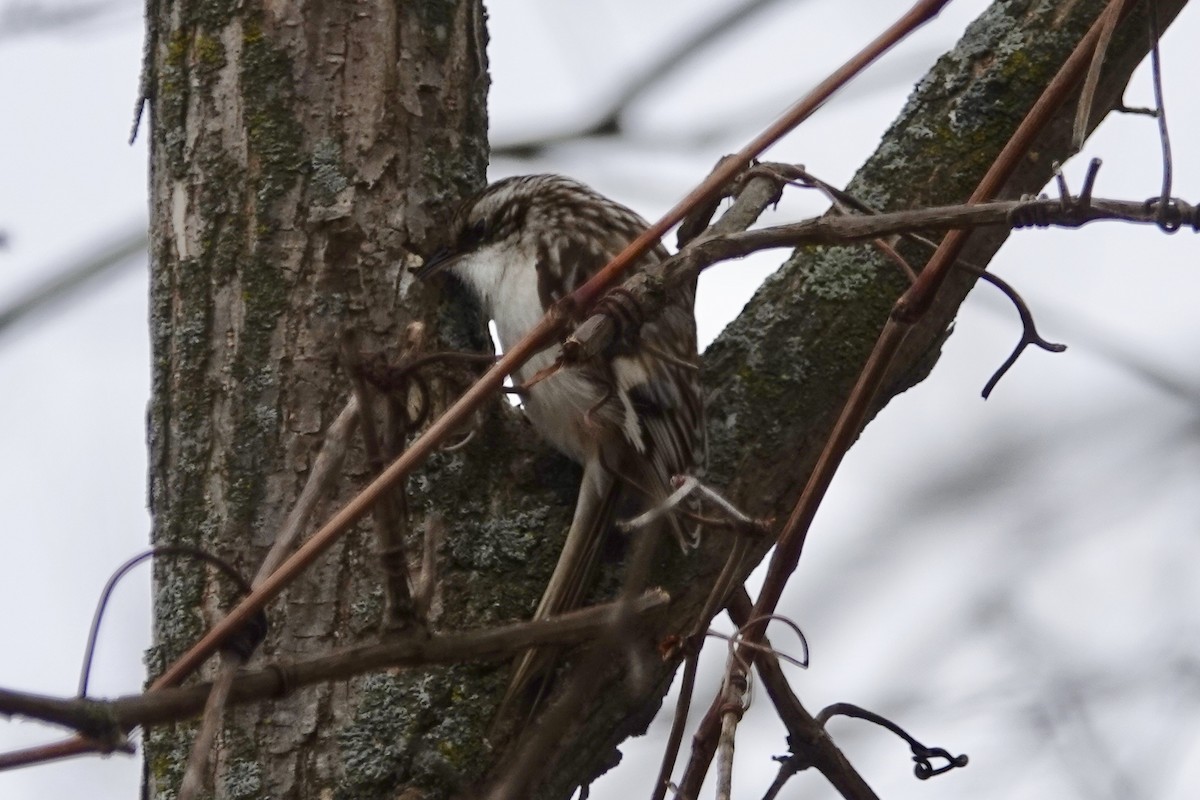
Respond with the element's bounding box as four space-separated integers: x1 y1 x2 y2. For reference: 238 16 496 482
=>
462 219 488 249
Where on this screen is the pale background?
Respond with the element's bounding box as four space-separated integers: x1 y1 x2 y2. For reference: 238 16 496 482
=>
2 1 1198 797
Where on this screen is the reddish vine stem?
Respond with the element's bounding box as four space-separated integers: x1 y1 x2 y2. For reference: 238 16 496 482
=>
649 638 703 800
675 0 1136 792
570 0 952 313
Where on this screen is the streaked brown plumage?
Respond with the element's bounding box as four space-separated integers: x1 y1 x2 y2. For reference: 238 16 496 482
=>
420 174 703 716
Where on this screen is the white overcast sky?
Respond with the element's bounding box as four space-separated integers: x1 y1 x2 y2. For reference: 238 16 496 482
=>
2 1 1199 798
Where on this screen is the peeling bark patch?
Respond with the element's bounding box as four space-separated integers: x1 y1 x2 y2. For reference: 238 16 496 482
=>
311 139 351 205
172 181 193 259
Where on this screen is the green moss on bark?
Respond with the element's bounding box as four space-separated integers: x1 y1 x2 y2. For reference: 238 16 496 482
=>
241 20 305 209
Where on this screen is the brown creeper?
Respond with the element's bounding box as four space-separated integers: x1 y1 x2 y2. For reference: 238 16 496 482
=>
419 174 703 712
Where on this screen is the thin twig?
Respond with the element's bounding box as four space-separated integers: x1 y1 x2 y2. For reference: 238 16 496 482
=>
1144 0 1176 232
650 640 702 800
692 536 750 638
340 335 417 630
816 703 967 780
727 589 879 800
177 651 240 800
78 546 255 698
260 398 362 582
414 514 443 618
968 266 1068 398
485 646 617 800
715 670 747 800
792 166 921 283
1073 0 1130 150
762 755 807 800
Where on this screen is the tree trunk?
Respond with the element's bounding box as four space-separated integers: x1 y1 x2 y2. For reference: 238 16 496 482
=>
144 0 501 796
144 1 1187 798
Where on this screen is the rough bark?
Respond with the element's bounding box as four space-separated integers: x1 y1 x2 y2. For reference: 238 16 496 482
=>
143 0 1187 799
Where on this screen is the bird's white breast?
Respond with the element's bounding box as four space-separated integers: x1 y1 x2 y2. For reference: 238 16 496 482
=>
449 244 605 464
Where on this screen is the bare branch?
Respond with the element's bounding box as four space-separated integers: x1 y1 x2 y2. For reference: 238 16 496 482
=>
0 228 146 338
491 0 788 158
0 590 670 743
1073 0 1130 150
0 0 124 40
340 334 418 631
650 639 702 800
714 669 747 800
1145 0 1177 232
816 703 968 780
566 192 1196 364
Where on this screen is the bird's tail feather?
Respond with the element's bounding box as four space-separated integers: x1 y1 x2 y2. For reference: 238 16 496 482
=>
494 465 622 724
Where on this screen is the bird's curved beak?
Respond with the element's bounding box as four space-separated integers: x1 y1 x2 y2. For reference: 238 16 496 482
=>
414 247 458 279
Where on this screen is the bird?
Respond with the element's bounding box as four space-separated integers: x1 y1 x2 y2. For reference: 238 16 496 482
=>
417 174 703 717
